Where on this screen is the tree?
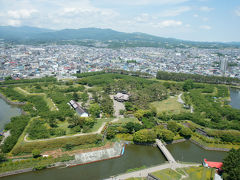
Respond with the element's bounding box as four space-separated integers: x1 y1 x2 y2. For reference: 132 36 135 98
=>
179 127 192 139
89 103 101 118
133 129 156 143
155 127 175 142
4 76 12 81
125 122 143 134
222 148 240 180
167 121 181 134
183 79 194 91
32 149 41 158
106 127 117 139
73 92 79 101
0 153 6 162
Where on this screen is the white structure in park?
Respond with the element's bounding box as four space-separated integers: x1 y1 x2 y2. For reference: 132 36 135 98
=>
114 92 129 102
69 100 89 117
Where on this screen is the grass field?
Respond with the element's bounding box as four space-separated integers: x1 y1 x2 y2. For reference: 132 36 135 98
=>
151 166 215 180
150 96 187 114
113 118 140 124
88 118 113 132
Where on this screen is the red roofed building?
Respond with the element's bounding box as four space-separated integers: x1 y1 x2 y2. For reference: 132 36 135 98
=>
203 158 223 169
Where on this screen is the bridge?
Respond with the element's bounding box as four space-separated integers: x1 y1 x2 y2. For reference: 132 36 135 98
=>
156 139 176 163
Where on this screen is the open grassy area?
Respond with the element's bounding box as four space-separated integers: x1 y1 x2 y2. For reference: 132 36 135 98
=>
126 178 146 180
150 96 187 114
113 118 140 124
191 135 240 150
88 118 113 132
151 166 214 180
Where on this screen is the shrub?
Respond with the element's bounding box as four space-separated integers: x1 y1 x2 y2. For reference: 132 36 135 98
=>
133 129 156 143
32 149 41 158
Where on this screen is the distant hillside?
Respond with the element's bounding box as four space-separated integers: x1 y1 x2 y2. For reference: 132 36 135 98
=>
0 26 239 48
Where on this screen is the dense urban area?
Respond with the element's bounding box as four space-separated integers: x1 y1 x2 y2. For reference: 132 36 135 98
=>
0 41 240 80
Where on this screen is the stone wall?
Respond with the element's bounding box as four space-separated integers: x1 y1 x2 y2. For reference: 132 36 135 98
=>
67 142 124 166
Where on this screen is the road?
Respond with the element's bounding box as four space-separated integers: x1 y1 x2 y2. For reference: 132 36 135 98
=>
105 162 200 180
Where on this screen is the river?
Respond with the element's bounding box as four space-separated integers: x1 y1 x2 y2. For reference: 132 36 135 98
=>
0 98 21 131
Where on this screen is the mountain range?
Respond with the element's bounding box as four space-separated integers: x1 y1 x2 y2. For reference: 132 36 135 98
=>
0 26 239 48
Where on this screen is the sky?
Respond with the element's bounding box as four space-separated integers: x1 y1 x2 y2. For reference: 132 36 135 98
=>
0 0 239 42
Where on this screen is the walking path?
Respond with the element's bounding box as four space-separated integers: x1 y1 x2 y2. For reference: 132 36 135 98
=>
110 95 125 122
156 139 176 163
0 131 10 145
105 162 200 180
178 93 184 104
24 122 106 142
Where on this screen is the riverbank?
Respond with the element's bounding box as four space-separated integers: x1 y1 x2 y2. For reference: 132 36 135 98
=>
0 93 25 106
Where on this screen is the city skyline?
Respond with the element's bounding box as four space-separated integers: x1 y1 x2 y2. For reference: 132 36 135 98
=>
0 0 240 42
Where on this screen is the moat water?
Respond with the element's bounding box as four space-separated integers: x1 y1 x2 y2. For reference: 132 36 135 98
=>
1 142 227 180
0 98 21 131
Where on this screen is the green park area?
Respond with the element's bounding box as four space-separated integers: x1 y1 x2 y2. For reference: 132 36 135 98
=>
0 72 239 176
150 96 187 114
151 166 215 180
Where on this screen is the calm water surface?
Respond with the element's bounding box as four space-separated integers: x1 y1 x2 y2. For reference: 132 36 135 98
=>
229 88 240 109
0 98 21 131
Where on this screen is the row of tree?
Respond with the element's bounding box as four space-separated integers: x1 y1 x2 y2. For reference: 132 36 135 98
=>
156 71 240 85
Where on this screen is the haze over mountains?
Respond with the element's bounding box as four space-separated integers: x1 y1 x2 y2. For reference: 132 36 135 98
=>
0 26 239 48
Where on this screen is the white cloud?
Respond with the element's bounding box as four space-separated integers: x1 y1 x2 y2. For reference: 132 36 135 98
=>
159 6 191 17
200 25 211 30
7 9 38 19
95 0 189 6
7 19 21 26
235 7 240 16
156 20 183 28
199 6 214 12
193 14 199 18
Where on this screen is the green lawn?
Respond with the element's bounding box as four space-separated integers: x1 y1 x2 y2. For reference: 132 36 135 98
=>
150 96 187 114
113 118 140 124
151 166 215 180
88 118 113 132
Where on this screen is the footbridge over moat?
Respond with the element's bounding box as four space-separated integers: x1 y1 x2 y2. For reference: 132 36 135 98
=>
156 139 176 163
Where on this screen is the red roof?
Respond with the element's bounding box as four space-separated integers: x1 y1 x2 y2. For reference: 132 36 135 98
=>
204 159 223 169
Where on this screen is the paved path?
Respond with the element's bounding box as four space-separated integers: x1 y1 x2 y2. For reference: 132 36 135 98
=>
110 95 125 122
105 163 200 180
156 139 176 163
178 93 184 104
24 122 106 142
0 131 10 145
